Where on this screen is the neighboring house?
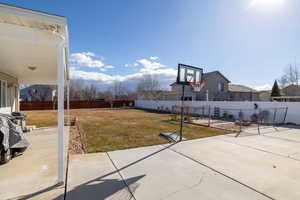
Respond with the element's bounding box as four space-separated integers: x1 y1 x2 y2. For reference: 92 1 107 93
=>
281 84 300 96
20 85 56 102
228 84 259 101
198 71 231 101
257 85 300 102
170 82 198 101
272 85 300 102
258 90 272 101
171 71 231 101
259 85 300 102
168 71 258 101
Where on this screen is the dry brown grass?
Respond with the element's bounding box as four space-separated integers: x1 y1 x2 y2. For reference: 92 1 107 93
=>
25 108 231 152
26 110 58 128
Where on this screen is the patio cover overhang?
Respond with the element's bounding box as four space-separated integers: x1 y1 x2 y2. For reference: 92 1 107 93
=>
0 4 69 184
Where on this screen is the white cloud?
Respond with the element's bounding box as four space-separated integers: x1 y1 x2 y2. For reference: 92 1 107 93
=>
149 56 159 60
71 67 176 83
125 62 139 67
125 57 161 68
105 65 115 69
137 58 165 71
254 84 272 91
70 52 115 72
70 54 175 89
70 52 104 68
70 64 176 90
83 52 95 57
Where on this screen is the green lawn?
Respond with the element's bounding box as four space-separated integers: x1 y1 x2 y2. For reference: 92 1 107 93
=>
25 108 231 152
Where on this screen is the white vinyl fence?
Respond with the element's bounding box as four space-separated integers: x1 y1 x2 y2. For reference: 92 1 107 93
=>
135 100 300 125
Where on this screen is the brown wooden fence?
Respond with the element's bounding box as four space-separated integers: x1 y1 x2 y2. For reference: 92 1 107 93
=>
20 100 135 111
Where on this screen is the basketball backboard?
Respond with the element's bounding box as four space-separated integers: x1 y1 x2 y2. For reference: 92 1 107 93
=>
176 64 203 85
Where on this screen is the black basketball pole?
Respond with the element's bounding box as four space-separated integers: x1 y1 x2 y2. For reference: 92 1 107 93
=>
179 85 185 141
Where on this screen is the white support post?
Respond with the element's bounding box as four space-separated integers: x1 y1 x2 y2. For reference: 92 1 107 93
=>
67 80 70 125
57 42 65 184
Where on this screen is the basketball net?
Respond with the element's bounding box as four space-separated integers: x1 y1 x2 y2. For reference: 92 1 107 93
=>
188 82 205 92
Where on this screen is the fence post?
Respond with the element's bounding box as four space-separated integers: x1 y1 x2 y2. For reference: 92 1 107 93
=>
272 108 278 125
257 109 261 135
239 109 242 133
283 107 288 125
208 105 211 127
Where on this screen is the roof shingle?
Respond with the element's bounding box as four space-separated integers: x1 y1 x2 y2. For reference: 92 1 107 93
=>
228 84 257 92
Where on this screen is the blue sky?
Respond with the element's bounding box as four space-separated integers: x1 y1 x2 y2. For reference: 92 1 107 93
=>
2 0 300 90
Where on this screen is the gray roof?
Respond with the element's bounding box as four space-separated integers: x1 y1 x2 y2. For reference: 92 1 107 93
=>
229 84 257 93
282 84 300 90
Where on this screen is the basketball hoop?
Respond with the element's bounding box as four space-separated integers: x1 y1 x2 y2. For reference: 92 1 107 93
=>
189 82 205 92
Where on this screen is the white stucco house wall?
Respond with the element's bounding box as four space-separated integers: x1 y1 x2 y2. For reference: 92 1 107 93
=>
0 3 69 183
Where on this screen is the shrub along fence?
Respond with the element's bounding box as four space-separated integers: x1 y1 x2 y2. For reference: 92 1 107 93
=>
20 100 134 111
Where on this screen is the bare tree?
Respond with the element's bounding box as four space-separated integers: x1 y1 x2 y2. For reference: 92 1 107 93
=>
85 84 98 101
104 81 129 107
108 81 129 100
69 79 85 100
69 79 99 100
278 63 300 88
102 91 114 108
67 79 134 103
136 75 164 102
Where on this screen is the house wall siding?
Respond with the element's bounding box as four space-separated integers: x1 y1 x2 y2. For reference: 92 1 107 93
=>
196 72 229 101
171 72 230 101
0 71 19 113
171 84 197 100
281 85 300 96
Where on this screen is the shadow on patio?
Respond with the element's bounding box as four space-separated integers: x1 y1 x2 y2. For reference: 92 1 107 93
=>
55 175 145 200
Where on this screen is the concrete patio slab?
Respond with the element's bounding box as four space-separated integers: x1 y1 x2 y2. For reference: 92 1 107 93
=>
3 126 299 200
108 145 270 200
216 133 300 160
54 153 133 200
166 136 300 200
263 128 300 143
0 127 69 200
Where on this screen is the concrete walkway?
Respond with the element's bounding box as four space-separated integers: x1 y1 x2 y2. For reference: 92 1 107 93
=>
0 127 69 200
60 126 300 200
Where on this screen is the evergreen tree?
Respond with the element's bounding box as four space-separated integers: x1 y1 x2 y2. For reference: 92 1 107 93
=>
271 80 281 97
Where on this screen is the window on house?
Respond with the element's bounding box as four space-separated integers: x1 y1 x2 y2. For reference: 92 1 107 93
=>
218 82 225 92
0 80 7 108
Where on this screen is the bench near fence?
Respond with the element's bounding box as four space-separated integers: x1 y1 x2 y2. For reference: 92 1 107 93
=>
20 100 134 111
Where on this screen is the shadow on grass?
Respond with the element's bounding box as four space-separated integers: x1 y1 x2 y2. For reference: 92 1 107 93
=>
135 108 172 115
